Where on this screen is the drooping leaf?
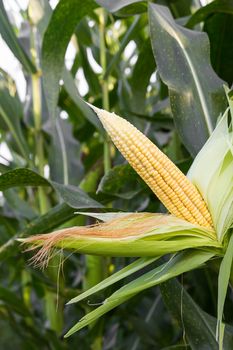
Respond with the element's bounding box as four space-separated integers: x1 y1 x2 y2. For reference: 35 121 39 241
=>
0 168 48 190
0 168 102 209
31 0 102 130
41 0 97 119
148 3 227 156
51 182 103 209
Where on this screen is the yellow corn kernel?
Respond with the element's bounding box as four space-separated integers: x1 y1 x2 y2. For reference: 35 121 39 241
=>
89 104 213 229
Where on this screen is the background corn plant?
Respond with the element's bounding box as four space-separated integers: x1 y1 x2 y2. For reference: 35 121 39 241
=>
0 0 233 349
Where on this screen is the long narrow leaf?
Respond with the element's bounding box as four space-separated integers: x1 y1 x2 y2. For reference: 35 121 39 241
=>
42 0 97 119
217 233 233 344
161 279 231 349
65 250 214 336
67 257 159 305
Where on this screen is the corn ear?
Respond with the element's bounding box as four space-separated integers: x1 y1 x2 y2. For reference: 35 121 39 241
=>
89 104 213 229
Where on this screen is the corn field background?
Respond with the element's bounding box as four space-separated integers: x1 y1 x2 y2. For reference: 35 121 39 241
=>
0 0 233 349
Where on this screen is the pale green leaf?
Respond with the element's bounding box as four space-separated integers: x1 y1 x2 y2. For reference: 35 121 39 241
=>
65 250 214 336
188 108 233 239
67 257 159 305
217 234 233 345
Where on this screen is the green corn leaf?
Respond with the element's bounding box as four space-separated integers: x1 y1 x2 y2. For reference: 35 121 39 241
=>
148 3 227 156
30 0 102 130
217 233 233 346
0 168 102 209
161 278 233 349
188 108 233 239
62 69 103 131
41 0 97 120
65 250 214 336
67 257 159 305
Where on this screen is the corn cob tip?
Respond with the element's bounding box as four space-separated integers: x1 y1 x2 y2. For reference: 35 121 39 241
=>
86 102 123 132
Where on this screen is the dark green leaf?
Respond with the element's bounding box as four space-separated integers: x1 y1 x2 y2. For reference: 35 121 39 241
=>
129 38 155 114
161 278 233 350
0 168 49 190
149 3 227 156
204 13 233 86
97 164 142 199
0 168 102 208
79 44 101 96
51 181 103 209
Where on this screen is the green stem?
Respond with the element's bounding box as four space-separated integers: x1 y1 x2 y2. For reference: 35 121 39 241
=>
31 73 48 214
99 8 111 173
